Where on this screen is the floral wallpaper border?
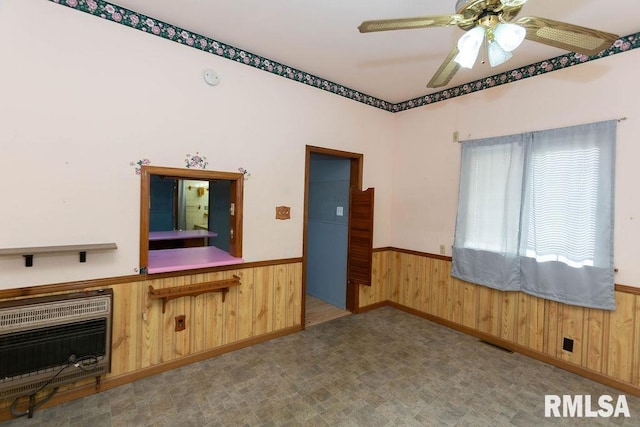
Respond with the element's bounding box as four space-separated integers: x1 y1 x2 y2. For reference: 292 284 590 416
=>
392 34 639 113
51 0 639 113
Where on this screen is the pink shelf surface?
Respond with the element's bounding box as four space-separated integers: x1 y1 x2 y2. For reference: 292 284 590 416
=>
148 245 243 274
149 230 218 241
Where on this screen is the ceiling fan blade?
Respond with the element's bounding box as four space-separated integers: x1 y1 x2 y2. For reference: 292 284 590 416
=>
427 45 461 89
514 16 619 56
358 14 462 33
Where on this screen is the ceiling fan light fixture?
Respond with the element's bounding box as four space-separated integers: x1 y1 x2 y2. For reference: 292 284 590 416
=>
454 49 480 69
358 0 619 89
488 40 513 66
493 23 526 51
500 0 528 6
455 26 485 68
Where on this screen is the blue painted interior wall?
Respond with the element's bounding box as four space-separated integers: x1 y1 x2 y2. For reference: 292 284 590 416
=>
306 154 350 308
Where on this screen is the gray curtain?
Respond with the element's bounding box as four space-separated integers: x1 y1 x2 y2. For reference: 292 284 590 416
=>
452 120 616 310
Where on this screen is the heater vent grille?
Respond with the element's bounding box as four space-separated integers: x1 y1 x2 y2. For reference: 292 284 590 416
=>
0 293 110 334
0 290 112 400
0 364 109 400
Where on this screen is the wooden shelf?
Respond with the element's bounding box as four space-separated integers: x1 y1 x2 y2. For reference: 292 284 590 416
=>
0 243 118 267
148 275 241 313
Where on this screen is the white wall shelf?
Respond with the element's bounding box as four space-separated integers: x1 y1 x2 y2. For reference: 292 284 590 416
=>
0 243 117 267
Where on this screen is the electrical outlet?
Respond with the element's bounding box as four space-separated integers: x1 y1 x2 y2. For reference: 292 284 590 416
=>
439 244 446 255
175 315 186 332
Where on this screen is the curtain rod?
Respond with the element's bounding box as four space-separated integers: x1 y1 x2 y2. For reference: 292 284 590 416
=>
458 117 628 143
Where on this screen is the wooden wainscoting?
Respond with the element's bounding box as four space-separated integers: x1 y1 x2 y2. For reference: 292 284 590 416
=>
358 249 391 311
360 248 640 395
0 260 302 417
109 264 302 376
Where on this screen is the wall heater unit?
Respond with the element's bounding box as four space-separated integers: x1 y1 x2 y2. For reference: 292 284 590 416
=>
0 289 113 401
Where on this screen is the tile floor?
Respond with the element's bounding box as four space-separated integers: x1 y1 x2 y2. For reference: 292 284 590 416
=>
3 306 640 426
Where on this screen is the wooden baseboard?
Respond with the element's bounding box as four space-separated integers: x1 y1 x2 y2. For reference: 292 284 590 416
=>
0 324 302 422
385 301 640 397
358 301 388 313
5 296 638 422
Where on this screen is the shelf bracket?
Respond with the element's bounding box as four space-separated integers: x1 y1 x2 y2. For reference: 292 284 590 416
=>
1 243 117 268
23 255 34 268
148 275 241 313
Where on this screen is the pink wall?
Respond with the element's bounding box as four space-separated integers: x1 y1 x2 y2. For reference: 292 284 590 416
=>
392 48 640 288
0 0 394 288
1 0 637 290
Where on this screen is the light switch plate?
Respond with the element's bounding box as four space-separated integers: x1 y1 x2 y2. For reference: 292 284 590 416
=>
336 206 344 216
276 206 290 220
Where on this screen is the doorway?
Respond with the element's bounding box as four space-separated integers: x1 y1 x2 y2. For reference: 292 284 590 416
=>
303 146 363 326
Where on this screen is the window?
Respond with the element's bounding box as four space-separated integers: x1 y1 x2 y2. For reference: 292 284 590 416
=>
451 121 616 310
140 166 244 274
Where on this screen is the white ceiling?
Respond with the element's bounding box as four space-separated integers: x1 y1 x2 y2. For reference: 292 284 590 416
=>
111 0 639 104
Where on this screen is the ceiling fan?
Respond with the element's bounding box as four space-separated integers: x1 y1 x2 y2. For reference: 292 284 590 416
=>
358 0 619 88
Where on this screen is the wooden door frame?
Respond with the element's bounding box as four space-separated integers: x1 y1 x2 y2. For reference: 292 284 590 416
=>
139 165 243 272
302 146 363 326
